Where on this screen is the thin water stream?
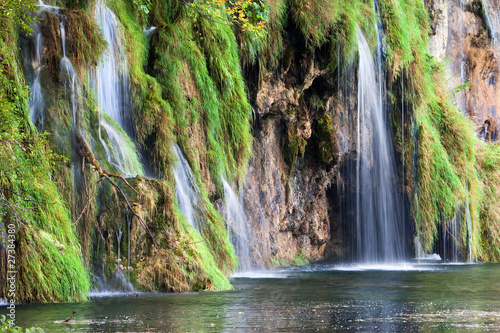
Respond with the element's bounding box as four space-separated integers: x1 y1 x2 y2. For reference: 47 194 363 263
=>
172 143 203 232
356 29 404 262
13 263 500 332
223 179 253 271
94 0 143 177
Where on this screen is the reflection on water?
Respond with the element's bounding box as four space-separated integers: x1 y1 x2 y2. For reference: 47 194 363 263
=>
10 263 500 332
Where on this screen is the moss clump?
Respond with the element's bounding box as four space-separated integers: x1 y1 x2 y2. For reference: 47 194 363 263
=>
282 121 307 174
133 180 235 292
316 113 337 164
64 9 107 74
477 143 500 261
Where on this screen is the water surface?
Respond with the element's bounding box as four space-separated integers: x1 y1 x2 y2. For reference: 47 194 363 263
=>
12 263 500 332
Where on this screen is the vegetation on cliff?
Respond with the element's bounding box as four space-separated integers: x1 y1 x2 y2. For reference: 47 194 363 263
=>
3 0 500 304
0 0 90 302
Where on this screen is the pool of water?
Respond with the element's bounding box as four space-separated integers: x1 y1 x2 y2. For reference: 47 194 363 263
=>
9 263 500 332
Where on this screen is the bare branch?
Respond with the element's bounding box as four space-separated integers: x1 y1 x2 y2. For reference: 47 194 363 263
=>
75 132 159 246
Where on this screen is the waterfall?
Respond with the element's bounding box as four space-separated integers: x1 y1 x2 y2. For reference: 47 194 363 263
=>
116 229 123 271
23 4 55 131
144 26 157 39
441 210 460 262
223 179 253 271
414 236 441 261
127 215 131 279
482 0 499 42
95 1 131 132
59 21 77 129
173 144 203 231
465 181 473 262
94 1 143 176
28 30 44 130
355 29 404 263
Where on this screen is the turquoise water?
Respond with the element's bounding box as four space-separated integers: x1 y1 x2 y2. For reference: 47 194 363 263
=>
11 263 500 332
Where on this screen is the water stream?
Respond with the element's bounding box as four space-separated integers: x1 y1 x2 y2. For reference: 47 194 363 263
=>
355 29 404 263
94 0 143 177
172 143 203 232
28 29 44 130
223 179 253 272
59 21 77 129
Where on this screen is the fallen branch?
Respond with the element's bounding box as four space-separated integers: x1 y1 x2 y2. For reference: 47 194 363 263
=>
75 132 159 247
63 311 76 323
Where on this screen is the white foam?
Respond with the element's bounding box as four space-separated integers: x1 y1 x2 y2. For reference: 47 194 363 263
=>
88 291 138 298
319 263 439 272
415 253 442 261
231 270 291 279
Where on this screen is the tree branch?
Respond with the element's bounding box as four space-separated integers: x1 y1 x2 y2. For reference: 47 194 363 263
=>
75 132 159 247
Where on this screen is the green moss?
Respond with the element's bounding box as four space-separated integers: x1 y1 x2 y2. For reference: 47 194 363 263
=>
282 120 306 175
64 9 107 74
0 11 90 302
379 0 484 258
316 113 337 164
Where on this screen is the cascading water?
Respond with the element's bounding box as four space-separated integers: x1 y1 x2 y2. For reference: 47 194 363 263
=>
223 179 253 271
111 228 134 291
59 21 77 129
28 29 44 130
116 229 123 270
465 181 473 262
144 26 157 39
441 210 460 262
172 144 203 232
482 0 500 42
22 3 58 131
355 29 405 263
94 1 143 177
414 236 441 261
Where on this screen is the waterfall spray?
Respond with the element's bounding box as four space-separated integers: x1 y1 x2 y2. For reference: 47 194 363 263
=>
355 28 405 263
172 143 203 232
223 178 253 271
94 1 143 176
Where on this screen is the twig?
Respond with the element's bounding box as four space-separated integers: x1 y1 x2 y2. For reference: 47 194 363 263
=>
104 174 159 247
63 311 76 323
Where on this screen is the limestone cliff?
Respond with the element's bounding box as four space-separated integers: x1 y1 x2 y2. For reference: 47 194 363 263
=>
427 0 500 140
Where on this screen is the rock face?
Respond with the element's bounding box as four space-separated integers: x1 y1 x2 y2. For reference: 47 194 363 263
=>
243 36 342 266
428 0 500 141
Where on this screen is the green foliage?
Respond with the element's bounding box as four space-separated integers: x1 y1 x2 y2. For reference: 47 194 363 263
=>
0 315 43 333
0 5 90 302
132 0 152 23
187 0 269 36
477 143 500 261
149 1 252 188
316 113 337 164
282 121 307 175
64 10 107 73
380 0 484 258
292 248 309 266
0 0 37 35
134 179 235 291
289 0 375 53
